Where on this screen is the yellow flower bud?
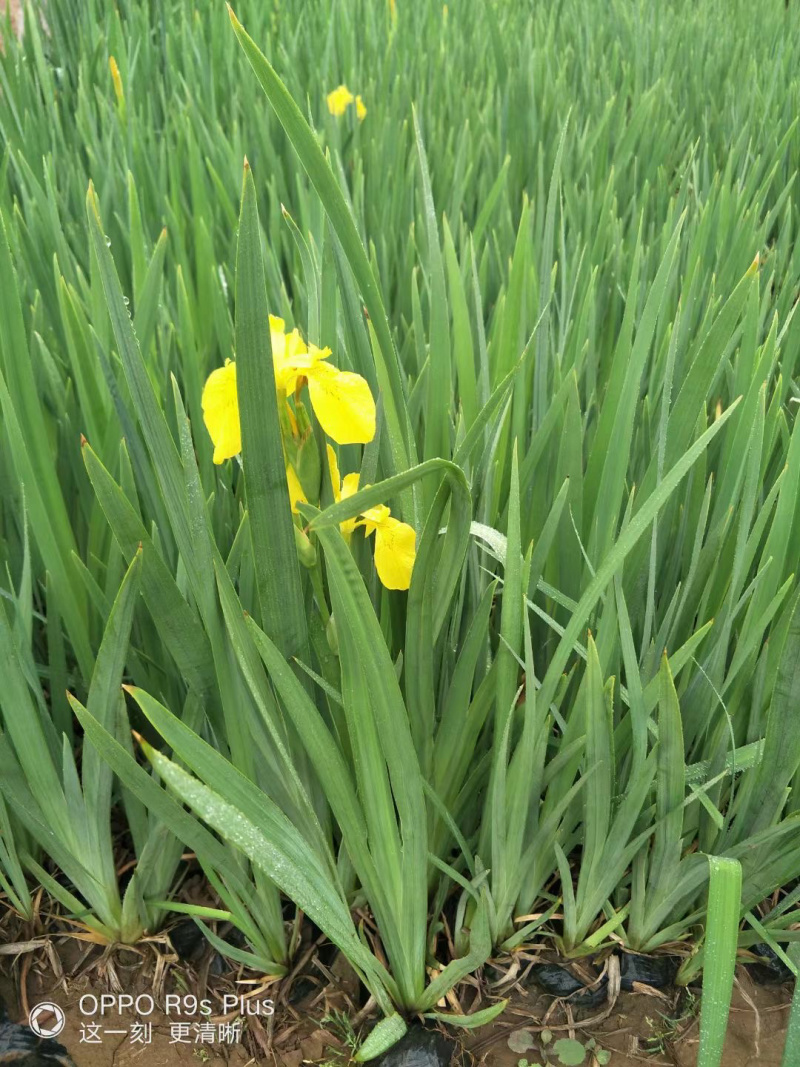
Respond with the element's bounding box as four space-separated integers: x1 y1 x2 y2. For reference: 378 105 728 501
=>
109 56 124 104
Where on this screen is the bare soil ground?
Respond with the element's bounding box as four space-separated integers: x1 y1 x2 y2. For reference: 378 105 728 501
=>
467 981 791 1066
0 926 792 1066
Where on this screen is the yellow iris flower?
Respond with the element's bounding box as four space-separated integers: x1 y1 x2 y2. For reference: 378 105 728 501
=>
357 504 416 591
326 85 367 122
269 315 375 445
327 84 354 117
202 322 410 590
201 318 376 465
328 446 416 589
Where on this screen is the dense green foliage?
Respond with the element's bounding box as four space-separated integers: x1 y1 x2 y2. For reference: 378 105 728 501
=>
1 0 800 1059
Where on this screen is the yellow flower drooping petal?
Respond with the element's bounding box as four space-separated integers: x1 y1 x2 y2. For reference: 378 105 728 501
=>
327 85 354 117
286 463 307 515
355 95 367 121
326 444 360 540
357 502 416 588
275 328 375 443
307 361 376 444
373 517 416 590
202 361 241 464
354 498 417 589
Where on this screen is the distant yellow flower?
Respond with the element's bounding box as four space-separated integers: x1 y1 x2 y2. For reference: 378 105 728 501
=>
327 84 354 117
202 360 240 464
389 0 397 24
326 445 360 541
327 85 367 122
358 505 416 590
109 56 124 104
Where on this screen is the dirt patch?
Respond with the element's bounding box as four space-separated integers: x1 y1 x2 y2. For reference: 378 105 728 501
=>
2 979 250 1065
3 979 791 1066
0 929 351 1067
1 977 344 1066
466 979 792 1066
1 933 793 1066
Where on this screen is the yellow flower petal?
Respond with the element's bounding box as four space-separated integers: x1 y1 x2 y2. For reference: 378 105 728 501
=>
341 473 360 501
373 517 416 590
326 443 343 503
355 95 367 121
272 324 309 392
280 341 332 390
307 362 376 444
358 503 391 537
340 473 361 540
307 342 332 365
327 85 354 117
202 362 241 464
286 463 307 515
326 444 360 540
354 497 416 586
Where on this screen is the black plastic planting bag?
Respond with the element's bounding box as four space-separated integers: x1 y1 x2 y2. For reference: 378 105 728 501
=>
373 1026 455 1067
0 1001 75 1066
